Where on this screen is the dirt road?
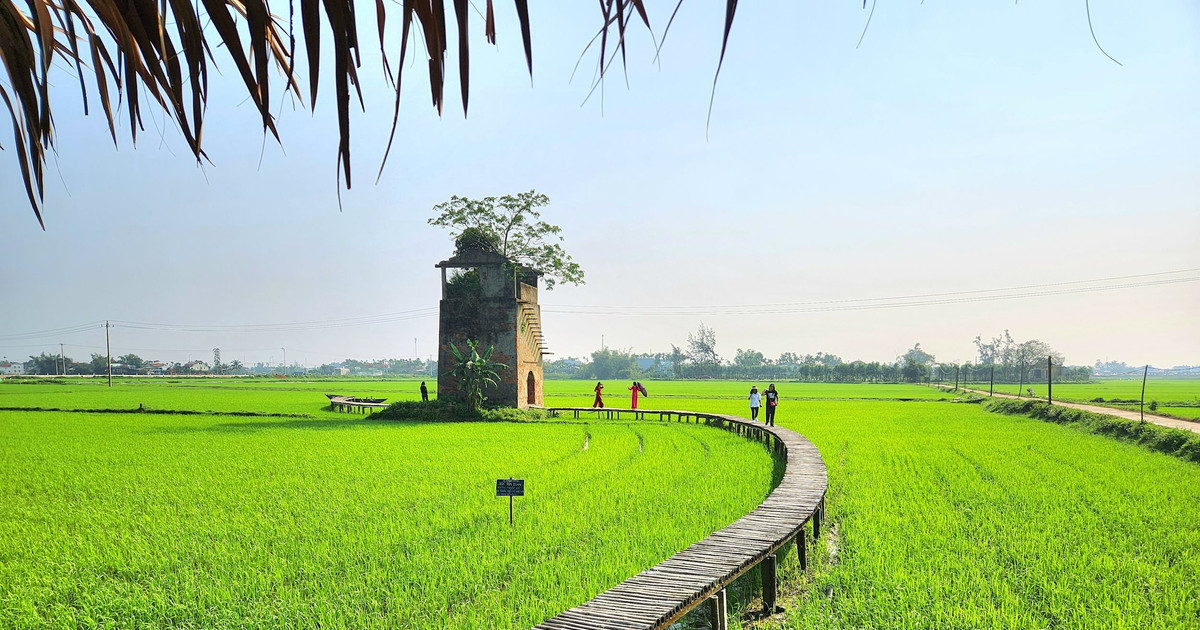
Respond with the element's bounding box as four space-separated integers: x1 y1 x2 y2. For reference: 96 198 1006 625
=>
932 384 1200 435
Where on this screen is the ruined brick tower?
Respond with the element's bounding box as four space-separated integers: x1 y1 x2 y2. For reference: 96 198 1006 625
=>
436 246 547 409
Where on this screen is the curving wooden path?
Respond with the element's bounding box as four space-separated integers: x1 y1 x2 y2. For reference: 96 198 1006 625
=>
532 407 828 630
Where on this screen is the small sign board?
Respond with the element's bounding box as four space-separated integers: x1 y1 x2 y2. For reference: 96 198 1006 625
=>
496 478 525 497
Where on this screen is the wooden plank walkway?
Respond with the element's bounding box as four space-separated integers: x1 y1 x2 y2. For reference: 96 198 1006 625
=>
533 407 828 630
327 395 390 414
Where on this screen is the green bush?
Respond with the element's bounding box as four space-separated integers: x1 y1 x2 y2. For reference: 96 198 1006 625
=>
454 227 500 254
445 269 482 305
1149 400 1158 411
985 399 1200 464
368 399 546 423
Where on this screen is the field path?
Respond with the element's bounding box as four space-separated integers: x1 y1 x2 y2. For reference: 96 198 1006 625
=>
933 384 1200 434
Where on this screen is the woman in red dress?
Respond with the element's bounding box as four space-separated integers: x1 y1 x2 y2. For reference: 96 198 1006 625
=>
592 382 604 408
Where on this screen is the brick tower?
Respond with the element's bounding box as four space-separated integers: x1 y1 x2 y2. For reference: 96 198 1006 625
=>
436 246 547 408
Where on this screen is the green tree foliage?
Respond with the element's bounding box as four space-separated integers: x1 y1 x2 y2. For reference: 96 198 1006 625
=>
88 353 109 375
454 228 501 254
734 348 765 369
429 191 584 289
26 353 65 375
669 345 686 379
899 343 935 383
686 322 721 374
447 340 508 411
972 330 1071 382
117 354 146 371
588 348 637 380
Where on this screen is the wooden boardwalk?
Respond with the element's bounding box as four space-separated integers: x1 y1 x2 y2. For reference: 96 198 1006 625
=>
327 395 390 414
533 407 828 630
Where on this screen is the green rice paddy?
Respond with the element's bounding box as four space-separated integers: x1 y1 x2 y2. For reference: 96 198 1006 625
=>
1 377 1198 628
962 379 1200 421
0 405 773 629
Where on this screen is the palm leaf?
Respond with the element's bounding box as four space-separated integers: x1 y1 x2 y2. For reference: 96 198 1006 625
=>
1 0 760 228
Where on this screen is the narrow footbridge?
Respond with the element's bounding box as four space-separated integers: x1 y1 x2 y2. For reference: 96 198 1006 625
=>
326 394 389 414
534 407 828 630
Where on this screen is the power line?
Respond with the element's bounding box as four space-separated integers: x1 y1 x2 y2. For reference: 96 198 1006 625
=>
0 321 104 341
1 268 1196 340
544 274 1200 317
112 307 437 333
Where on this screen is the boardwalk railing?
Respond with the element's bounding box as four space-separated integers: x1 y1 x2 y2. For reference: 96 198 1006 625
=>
534 407 828 630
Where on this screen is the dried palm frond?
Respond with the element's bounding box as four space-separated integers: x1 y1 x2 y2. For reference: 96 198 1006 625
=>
1 0 739 228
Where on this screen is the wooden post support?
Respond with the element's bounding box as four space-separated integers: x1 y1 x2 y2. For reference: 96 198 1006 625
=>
813 506 822 540
797 530 808 570
708 588 728 630
762 553 778 615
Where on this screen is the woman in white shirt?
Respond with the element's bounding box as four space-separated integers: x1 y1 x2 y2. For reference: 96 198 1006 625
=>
748 386 761 421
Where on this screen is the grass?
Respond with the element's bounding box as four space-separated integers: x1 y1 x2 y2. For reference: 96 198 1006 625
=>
2 377 1198 629
0 377 431 417
983 398 1200 463
0 378 951 418
965 378 1200 422
772 400 1200 629
0 408 774 629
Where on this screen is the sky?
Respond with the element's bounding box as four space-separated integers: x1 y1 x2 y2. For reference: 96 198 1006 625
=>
1 1 1198 369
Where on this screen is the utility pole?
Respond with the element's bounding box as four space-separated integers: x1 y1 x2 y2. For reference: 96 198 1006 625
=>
1140 364 1149 421
281 347 287 377
1047 355 1053 405
989 365 994 397
954 366 959 391
105 321 113 387
59 343 65 376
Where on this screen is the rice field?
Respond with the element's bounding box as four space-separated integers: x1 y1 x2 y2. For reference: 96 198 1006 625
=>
0 406 774 629
775 400 1200 629
963 379 1200 421
2 377 1198 629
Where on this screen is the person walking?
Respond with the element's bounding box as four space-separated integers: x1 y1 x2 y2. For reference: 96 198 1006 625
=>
420 381 429 402
592 382 605 408
763 383 779 426
748 386 761 421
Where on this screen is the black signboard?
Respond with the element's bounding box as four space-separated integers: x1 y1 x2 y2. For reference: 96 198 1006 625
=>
496 478 525 497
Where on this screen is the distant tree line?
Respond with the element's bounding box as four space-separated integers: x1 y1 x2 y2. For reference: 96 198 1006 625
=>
311 358 435 377
18 351 431 377
20 352 241 376
543 324 1093 384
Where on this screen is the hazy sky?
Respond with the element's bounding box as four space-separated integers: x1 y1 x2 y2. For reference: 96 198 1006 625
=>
2 2 1198 369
